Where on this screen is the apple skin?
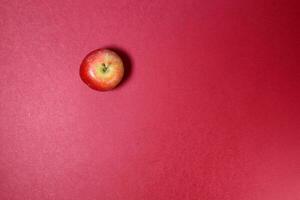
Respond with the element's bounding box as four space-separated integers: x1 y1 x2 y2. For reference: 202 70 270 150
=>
80 49 124 91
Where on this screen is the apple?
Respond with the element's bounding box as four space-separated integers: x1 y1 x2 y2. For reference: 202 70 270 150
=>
80 49 124 91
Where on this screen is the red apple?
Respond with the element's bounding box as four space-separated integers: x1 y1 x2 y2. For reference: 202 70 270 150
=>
80 49 124 91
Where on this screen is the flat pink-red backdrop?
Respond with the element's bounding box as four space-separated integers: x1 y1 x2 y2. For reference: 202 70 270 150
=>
1 0 299 199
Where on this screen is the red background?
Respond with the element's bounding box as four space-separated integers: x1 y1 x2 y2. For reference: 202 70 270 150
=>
1 0 300 199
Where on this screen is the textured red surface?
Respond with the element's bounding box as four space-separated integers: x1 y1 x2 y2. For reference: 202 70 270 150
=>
0 0 300 199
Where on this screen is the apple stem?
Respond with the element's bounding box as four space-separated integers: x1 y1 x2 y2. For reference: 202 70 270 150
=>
102 63 108 72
